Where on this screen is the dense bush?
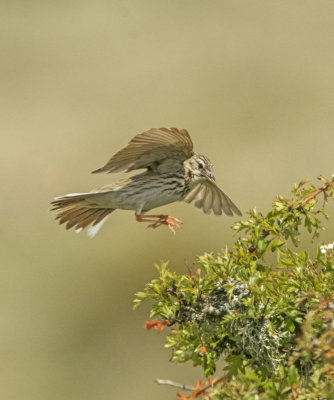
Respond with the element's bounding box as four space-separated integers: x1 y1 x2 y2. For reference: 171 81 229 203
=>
135 176 334 399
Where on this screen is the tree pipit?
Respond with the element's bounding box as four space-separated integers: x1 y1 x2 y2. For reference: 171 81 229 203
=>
51 128 242 237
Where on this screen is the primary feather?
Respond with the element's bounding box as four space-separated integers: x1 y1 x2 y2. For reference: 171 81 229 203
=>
91 127 194 173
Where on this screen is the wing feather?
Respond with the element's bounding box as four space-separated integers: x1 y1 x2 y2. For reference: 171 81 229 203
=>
194 184 207 208
184 181 242 217
183 183 202 203
212 189 222 215
92 127 194 173
218 187 242 216
203 185 213 214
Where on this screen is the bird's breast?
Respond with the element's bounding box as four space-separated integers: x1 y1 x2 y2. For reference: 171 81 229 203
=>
103 172 188 212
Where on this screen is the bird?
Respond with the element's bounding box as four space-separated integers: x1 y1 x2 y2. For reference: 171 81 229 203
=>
51 127 242 237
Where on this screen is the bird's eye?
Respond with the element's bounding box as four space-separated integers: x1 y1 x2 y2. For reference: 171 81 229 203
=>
198 162 204 169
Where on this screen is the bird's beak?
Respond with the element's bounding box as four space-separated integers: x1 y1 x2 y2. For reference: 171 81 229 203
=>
206 173 216 183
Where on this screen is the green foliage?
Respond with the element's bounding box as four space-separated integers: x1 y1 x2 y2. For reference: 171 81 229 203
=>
135 176 334 399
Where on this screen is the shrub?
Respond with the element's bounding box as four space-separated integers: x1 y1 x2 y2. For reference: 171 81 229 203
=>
135 175 334 399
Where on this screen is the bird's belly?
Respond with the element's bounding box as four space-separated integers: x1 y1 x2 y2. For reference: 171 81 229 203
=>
140 189 182 212
104 176 184 213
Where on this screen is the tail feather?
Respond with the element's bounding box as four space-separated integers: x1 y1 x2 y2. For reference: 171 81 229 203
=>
51 193 115 236
74 209 101 230
92 209 112 225
58 207 90 225
87 212 111 238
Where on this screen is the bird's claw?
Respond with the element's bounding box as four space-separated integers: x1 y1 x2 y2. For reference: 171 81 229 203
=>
145 215 183 234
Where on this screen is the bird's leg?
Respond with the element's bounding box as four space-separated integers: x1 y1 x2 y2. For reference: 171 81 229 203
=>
135 214 183 234
145 215 183 234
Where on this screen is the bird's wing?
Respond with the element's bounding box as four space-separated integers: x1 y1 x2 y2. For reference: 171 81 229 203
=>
183 180 242 217
92 127 194 173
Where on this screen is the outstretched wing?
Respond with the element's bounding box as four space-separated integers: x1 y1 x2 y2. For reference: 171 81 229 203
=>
92 127 194 173
183 181 242 217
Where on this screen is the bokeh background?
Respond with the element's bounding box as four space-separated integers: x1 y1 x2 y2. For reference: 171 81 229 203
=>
1 1 334 399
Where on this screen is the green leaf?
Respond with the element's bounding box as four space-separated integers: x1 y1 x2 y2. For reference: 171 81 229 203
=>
286 319 295 332
270 238 285 252
224 354 244 377
287 366 299 386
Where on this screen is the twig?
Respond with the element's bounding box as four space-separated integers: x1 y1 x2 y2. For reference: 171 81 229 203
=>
301 178 333 206
184 259 194 279
156 375 227 398
155 379 196 391
194 375 226 397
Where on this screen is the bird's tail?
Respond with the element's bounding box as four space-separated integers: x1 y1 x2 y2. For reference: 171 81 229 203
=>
50 192 115 238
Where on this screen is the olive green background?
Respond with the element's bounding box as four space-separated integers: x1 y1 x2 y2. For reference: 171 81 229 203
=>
1 1 333 399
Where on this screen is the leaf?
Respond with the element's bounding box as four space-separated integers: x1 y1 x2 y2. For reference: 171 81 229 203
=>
224 354 244 377
287 366 299 386
286 319 295 333
270 238 285 252
257 239 267 251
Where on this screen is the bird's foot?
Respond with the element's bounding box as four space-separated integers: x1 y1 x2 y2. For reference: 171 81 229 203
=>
136 214 183 234
147 215 183 234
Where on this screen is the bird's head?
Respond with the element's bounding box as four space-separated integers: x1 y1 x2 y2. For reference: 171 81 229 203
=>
185 154 216 183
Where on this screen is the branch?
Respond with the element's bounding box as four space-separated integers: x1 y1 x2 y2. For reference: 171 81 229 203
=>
155 375 227 398
301 177 333 206
193 376 226 397
155 379 196 391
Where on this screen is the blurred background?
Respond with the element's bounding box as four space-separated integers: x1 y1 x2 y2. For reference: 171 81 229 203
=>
1 1 334 399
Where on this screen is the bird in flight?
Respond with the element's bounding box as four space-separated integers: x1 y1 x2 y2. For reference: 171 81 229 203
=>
51 128 242 237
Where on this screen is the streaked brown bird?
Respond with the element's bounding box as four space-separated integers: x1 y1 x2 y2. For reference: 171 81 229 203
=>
51 128 242 237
